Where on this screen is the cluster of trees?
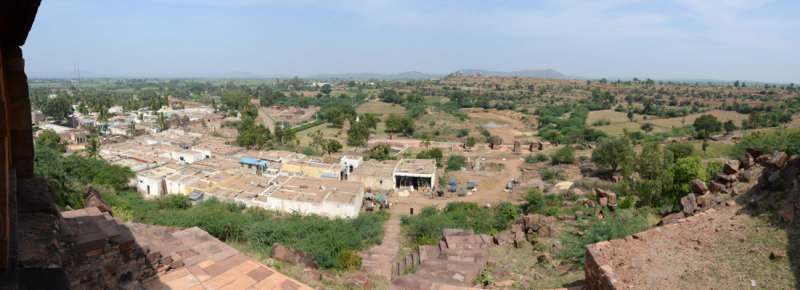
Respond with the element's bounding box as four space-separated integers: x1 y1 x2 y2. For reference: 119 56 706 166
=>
537 105 607 145
590 136 712 207
401 202 516 248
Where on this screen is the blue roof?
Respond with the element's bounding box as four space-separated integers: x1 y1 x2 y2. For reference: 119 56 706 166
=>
448 178 457 184
239 158 269 166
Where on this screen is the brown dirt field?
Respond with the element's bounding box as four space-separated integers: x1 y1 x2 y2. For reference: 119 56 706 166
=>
463 109 537 143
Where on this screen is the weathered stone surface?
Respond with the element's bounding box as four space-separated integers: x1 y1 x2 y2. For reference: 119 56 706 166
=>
510 224 523 233
659 212 685 225
681 194 697 215
513 231 525 248
789 155 800 168
709 181 727 194
758 172 771 188
530 238 542 245
346 273 372 289
695 194 710 207
84 184 111 213
303 268 322 281
716 172 737 184
740 154 755 169
746 147 763 158
492 268 508 280
769 171 782 184
17 175 59 216
595 188 617 204
599 197 608 207
557 214 576 221
771 250 788 260
778 203 795 222
723 160 740 175
738 170 752 182
783 166 800 181
495 280 515 287
767 151 788 168
270 243 319 269
536 252 551 263
691 179 708 194
494 233 515 246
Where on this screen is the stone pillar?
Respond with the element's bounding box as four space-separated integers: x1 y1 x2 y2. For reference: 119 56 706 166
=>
0 38 9 272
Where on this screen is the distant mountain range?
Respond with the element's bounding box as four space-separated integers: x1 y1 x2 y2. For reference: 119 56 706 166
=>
306 69 579 80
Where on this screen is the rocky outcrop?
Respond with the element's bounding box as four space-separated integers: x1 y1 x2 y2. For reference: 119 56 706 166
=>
391 229 489 289
83 184 111 213
271 243 319 269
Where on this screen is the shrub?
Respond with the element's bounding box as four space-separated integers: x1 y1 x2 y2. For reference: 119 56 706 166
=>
535 153 549 162
541 168 557 181
337 250 362 271
558 209 650 264
543 207 560 217
158 195 191 210
524 189 546 213
551 146 576 164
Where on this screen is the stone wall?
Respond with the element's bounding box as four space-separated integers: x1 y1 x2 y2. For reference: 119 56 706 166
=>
59 207 152 288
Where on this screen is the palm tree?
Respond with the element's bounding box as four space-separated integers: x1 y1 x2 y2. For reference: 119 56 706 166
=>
157 112 169 132
128 121 137 137
85 137 101 159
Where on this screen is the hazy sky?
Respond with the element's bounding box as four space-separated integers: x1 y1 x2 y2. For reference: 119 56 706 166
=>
24 0 800 82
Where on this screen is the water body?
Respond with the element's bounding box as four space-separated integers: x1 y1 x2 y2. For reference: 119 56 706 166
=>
485 121 509 128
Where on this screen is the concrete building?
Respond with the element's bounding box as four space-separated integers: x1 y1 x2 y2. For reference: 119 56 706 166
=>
253 176 364 219
239 158 270 175
281 161 342 180
393 159 437 190
340 155 363 174
348 159 399 192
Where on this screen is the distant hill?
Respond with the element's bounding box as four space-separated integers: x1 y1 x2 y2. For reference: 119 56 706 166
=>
306 71 445 80
455 69 577 79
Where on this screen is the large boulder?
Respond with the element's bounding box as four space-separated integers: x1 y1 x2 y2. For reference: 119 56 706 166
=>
494 233 516 246
758 172 771 188
746 147 763 158
681 194 698 215
270 243 319 269
740 154 755 169
767 151 788 168
716 172 738 184
723 160 740 175
346 273 373 289
784 166 800 181
789 155 800 168
738 170 752 182
595 188 617 204
659 212 685 225
691 179 708 194
778 203 795 222
709 181 727 194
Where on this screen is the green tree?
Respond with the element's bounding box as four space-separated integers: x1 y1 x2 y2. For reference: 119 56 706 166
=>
78 102 89 115
35 129 67 152
446 155 467 171
85 137 101 159
128 121 138 137
367 144 393 161
640 123 654 133
591 137 633 172
692 114 721 137
665 142 696 160
358 113 379 130
465 136 477 149
347 122 370 147
321 84 332 95
322 139 343 157
385 114 415 136
635 142 673 180
42 95 75 124
524 188 546 213
749 111 762 127
309 129 324 150
157 112 169 132
416 147 443 164
667 156 707 203
221 90 249 110
723 120 736 134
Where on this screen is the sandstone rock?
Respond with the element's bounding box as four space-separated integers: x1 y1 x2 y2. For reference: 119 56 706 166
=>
769 171 782 184
723 160 740 174
270 243 319 269
771 250 788 260
778 203 795 222
585 200 595 208
514 231 525 248
536 252 551 264
738 170 752 182
726 200 737 207
303 268 322 281
783 166 800 181
767 151 788 168
789 155 800 168
691 179 708 194
741 153 755 169
599 197 608 207
758 172 771 188
321 270 337 281
495 280 515 287
695 194 710 207
84 184 111 213
540 216 556 224
494 233 516 246
537 225 553 237
709 181 727 194
568 187 585 197
681 194 698 215
17 176 59 216
716 172 738 184
595 188 617 204
346 273 372 288
659 212 685 225
746 147 763 158
557 214 576 221
530 238 542 245
510 224 523 233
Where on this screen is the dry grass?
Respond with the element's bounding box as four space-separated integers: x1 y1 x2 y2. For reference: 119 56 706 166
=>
356 101 407 115
486 241 583 288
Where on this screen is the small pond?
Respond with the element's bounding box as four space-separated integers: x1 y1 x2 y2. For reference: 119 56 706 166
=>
485 121 509 128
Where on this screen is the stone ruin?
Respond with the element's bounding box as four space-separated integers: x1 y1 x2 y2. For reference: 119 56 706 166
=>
583 147 799 289
391 229 490 289
489 137 502 149
513 140 521 152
